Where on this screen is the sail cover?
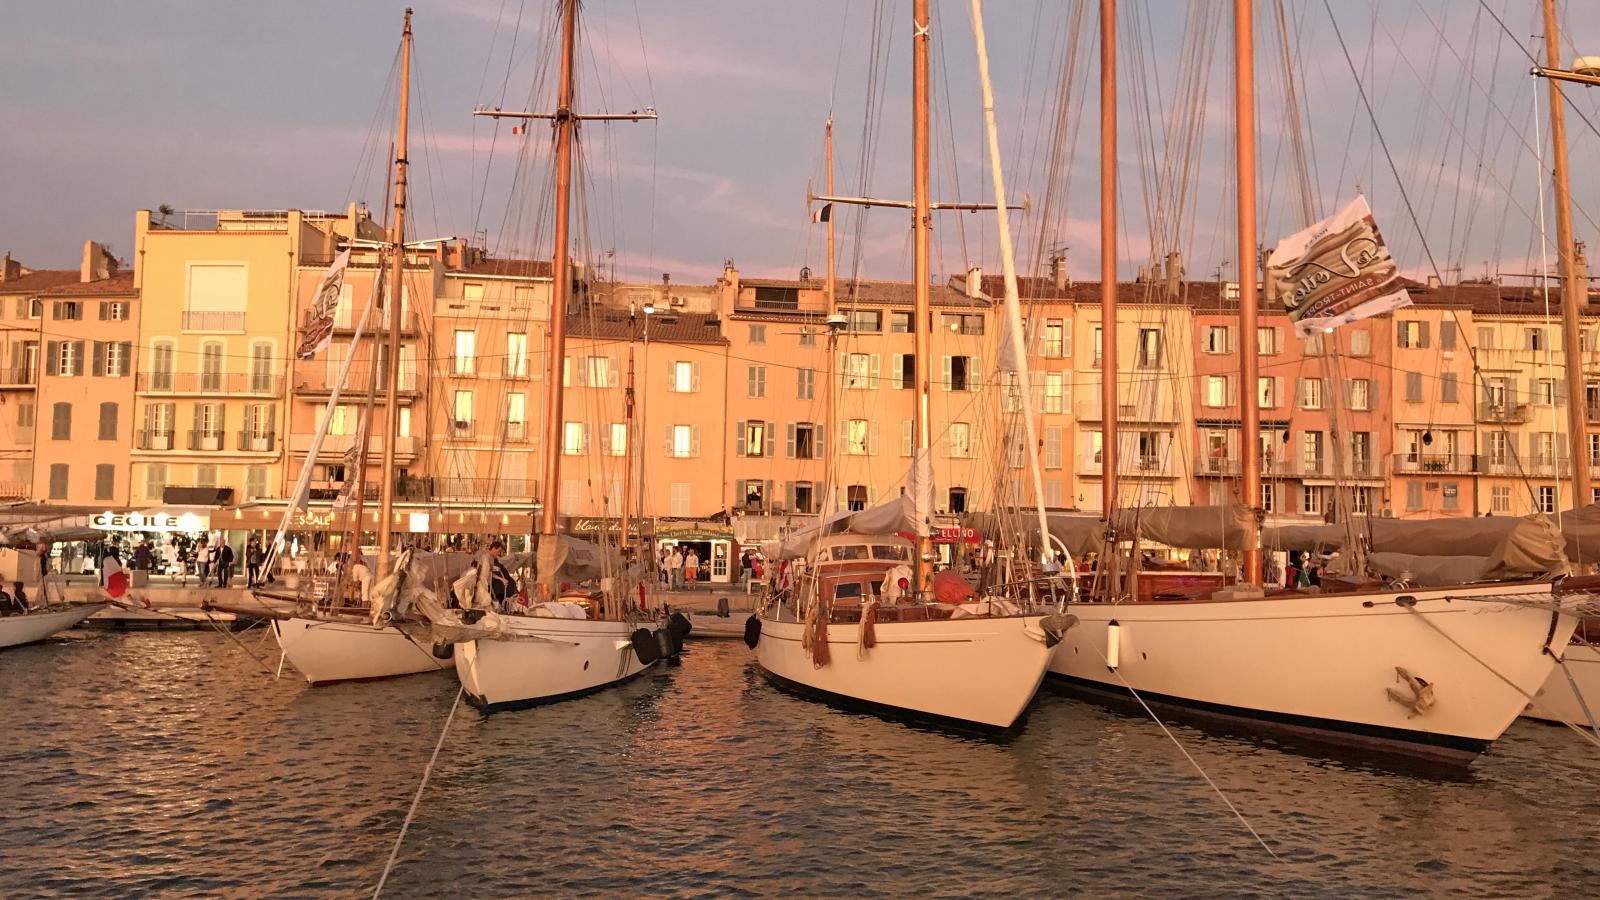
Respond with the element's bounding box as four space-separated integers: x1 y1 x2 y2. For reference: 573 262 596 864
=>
1267 195 1412 337
778 495 918 559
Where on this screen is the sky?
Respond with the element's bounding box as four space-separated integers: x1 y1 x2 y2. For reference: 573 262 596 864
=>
2 1 1598 287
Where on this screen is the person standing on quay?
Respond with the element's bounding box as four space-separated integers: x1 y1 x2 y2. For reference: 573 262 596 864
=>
245 538 265 587
684 548 700 589
215 541 235 588
195 538 212 584
667 546 684 591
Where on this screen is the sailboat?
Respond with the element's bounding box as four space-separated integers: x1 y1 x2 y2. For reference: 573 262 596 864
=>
1044 0 1590 764
442 0 684 712
750 0 1065 732
263 10 449 686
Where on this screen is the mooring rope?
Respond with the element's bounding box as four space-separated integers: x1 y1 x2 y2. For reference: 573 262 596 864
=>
373 685 464 899
1090 644 1282 862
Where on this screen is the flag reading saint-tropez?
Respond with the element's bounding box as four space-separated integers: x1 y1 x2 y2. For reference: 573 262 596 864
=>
296 247 351 360
1267 195 1412 336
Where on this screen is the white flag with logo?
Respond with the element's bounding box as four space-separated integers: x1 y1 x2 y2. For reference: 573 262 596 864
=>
296 248 350 360
1267 195 1412 337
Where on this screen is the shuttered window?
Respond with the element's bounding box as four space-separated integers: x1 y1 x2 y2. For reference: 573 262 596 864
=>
51 402 71 440
94 464 114 501
48 464 68 499
98 402 118 440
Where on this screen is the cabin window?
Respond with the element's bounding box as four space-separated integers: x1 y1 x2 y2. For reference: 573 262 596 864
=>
833 582 864 601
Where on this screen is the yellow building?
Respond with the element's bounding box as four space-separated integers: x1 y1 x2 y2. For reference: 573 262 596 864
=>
0 253 72 501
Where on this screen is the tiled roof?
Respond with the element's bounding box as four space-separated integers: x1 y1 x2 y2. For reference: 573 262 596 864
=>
0 269 79 295
566 306 728 345
453 258 553 279
37 272 137 297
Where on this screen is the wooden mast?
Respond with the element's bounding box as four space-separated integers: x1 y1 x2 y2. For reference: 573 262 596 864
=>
825 119 837 317
538 0 579 568
912 0 935 594
1541 0 1591 507
620 334 636 557
1235 0 1262 585
376 8 412 578
1099 0 1119 593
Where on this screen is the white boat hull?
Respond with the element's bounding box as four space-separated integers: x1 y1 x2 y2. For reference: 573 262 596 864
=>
274 617 451 685
1051 583 1576 763
0 604 103 649
453 616 657 710
1524 643 1600 726
754 614 1056 729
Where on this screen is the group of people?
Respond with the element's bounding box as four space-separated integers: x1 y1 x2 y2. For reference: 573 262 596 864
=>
658 545 702 590
91 535 271 589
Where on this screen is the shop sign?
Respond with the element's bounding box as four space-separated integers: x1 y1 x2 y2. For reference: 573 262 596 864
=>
895 526 981 545
92 510 211 533
288 510 335 529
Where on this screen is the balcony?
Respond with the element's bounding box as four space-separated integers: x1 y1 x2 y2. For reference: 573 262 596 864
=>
448 420 475 440
1587 404 1600 425
137 372 281 396
1077 457 1176 478
1194 455 1296 478
333 309 420 335
0 365 37 388
1293 457 1385 480
306 478 435 502
136 429 175 451
1393 453 1476 475
182 310 246 333
289 432 418 459
0 481 30 500
188 430 227 451
434 476 540 500
236 431 277 452
1477 403 1531 424
502 359 534 379
293 367 419 396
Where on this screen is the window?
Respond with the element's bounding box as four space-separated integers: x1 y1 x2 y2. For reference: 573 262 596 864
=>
326 404 354 437
840 353 876 390
1442 482 1460 512
96 300 126 322
49 340 84 377
901 419 913 456
748 324 766 345
1302 485 1323 516
739 480 768 510
563 422 588 455
1087 430 1104 466
25 298 40 319
1203 326 1230 354
1092 327 1102 367
1487 431 1510 465
1304 333 1324 356
739 421 771 457
1349 329 1372 357
584 356 615 388
150 340 174 390
1261 483 1275 513
1537 379 1558 406
505 333 528 377
1204 376 1227 408
670 425 699 458
791 422 821 459
1257 326 1280 355
1440 322 1457 350
1492 485 1511 513
948 487 967 513
942 313 984 335
1441 372 1458 404
797 368 815 400
1539 485 1556 514
94 464 114 501
793 481 817 514
143 463 167 501
1302 431 1324 473
844 419 872 456
944 355 976 392
185 263 247 329
452 390 473 435
669 361 699 393
1043 373 1065 413
50 402 71 440
1044 426 1064 469
1041 319 1067 358
93 341 132 378
1345 379 1369 411
670 483 691 517
245 466 268 500
1526 328 1546 351
1478 327 1496 350
53 301 81 321
97 402 118 440
890 311 915 333
16 401 34 436
798 327 816 347
846 309 882 333
1136 431 1160 470
1404 372 1422 403
503 394 527 441
1350 432 1371 473
559 479 582 514
1299 378 1323 410
48 464 67 499
452 330 476 375
1136 328 1162 367
601 422 627 458
1259 377 1277 408
1397 321 1428 348
246 341 271 390
747 365 766 398
199 341 223 391
1000 372 1023 413
948 422 972 458
462 283 485 301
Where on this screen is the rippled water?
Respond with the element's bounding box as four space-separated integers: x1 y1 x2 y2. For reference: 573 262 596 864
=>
3 628 1599 897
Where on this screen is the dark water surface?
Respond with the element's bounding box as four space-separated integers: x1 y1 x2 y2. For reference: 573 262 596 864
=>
3 629 1598 898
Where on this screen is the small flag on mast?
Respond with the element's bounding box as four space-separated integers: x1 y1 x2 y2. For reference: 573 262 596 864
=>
511 123 527 135
812 202 832 224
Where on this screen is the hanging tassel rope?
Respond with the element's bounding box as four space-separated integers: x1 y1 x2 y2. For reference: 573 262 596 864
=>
857 597 879 660
373 686 464 899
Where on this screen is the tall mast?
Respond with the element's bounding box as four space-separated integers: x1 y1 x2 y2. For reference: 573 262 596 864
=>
1235 0 1262 585
970 0 1053 566
1542 0 1590 507
912 0 935 593
539 0 580 540
825 119 837 316
376 8 412 577
1099 0 1118 571
620 336 636 556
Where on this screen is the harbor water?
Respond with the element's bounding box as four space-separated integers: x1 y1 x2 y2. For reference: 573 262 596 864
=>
3 629 1598 897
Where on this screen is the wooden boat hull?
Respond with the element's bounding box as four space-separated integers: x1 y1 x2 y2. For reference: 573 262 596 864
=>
754 613 1056 730
0 604 104 649
273 617 450 685
453 616 657 711
1051 583 1576 763
1523 642 1600 726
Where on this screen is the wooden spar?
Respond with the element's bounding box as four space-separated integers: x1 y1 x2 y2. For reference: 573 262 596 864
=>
620 334 636 555
1235 0 1262 586
969 0 1053 567
808 190 1025 212
539 0 579 542
912 0 934 594
825 119 836 317
376 8 412 579
1099 0 1119 595
1542 0 1591 508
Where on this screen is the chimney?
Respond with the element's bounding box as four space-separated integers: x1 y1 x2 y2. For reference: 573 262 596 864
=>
1577 241 1593 304
1425 274 1441 290
1136 265 1148 284
1164 250 1181 298
1051 254 1068 291
81 241 115 282
965 265 983 298
721 260 739 293
0 252 19 283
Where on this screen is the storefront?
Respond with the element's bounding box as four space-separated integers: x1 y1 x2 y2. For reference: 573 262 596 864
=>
656 523 736 584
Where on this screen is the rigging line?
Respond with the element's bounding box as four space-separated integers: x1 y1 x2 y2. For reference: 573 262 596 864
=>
1475 0 1600 143
372 685 464 900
